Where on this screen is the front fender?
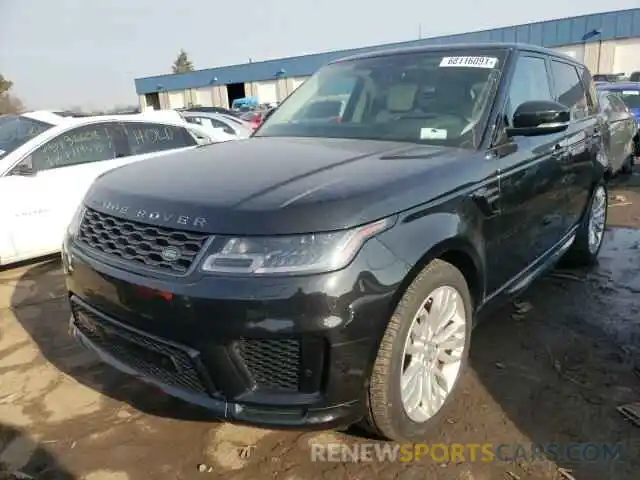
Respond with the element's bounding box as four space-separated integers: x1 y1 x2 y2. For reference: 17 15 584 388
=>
376 206 486 301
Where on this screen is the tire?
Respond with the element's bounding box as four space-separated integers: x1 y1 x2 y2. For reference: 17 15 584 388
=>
620 154 634 175
362 259 472 442
562 181 608 267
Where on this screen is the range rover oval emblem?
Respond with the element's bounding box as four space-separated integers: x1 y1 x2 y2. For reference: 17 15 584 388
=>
160 246 181 262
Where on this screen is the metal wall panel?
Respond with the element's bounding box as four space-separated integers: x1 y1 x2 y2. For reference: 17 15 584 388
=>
194 87 214 106
135 8 640 94
255 81 278 103
612 38 640 74
167 91 185 109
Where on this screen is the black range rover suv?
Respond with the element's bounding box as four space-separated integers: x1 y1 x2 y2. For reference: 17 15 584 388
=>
63 43 607 442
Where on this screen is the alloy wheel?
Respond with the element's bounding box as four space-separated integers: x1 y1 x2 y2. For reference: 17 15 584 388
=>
400 286 466 423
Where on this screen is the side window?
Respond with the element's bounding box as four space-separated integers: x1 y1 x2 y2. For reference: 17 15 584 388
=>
577 67 598 116
506 56 553 125
608 95 629 114
123 122 196 156
28 123 117 172
550 60 588 120
209 118 235 135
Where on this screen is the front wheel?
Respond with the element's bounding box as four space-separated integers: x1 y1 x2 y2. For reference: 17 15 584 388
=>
363 259 472 442
562 182 608 267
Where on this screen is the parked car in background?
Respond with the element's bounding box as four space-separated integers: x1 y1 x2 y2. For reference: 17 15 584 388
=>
65 43 607 442
239 109 267 130
597 82 640 158
180 111 253 140
0 111 214 266
597 82 640 125
630 72 640 82
593 73 628 82
180 106 240 118
231 97 259 111
595 89 637 175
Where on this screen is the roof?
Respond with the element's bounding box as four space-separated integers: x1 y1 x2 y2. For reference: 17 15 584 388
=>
22 110 71 125
596 81 640 90
333 42 570 63
21 109 187 128
135 8 640 94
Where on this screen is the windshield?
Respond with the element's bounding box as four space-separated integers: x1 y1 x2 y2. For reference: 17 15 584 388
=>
256 49 507 148
0 115 54 158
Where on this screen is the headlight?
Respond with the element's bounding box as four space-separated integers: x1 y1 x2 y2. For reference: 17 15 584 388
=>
200 217 395 275
66 205 86 237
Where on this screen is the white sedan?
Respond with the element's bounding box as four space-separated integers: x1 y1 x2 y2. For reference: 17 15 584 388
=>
0 110 214 266
180 111 254 140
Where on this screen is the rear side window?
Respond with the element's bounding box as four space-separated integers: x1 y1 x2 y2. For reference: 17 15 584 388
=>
209 118 235 135
186 116 235 135
505 55 553 125
550 60 588 120
123 122 196 155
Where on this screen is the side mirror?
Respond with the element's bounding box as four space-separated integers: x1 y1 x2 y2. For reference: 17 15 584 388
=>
10 157 36 176
506 100 570 137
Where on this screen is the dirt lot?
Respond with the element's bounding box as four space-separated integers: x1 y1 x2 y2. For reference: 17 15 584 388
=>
2 172 640 480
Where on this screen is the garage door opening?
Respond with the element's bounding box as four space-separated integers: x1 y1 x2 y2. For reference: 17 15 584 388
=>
145 93 161 111
227 83 246 108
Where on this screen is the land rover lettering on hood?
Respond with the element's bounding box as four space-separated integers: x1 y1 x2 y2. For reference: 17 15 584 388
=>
63 43 606 442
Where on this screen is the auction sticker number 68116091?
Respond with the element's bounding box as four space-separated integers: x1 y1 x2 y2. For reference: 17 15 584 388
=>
440 56 498 68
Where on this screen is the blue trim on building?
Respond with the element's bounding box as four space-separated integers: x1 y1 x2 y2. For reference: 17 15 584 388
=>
135 8 640 95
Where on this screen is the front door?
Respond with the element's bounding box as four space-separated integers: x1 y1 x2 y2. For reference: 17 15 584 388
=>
492 53 569 288
7 122 128 259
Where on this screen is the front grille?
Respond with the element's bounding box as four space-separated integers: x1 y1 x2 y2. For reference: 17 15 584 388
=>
70 300 209 396
77 208 209 274
236 338 301 392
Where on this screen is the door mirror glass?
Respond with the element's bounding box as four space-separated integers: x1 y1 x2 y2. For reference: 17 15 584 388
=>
507 100 570 137
10 156 36 176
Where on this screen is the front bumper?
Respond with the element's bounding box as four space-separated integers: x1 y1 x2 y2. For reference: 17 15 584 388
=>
63 233 409 428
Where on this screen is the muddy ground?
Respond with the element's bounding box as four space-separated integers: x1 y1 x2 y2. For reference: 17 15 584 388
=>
1 171 640 480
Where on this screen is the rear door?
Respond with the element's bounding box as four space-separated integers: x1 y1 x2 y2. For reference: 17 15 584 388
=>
492 52 570 289
549 60 599 228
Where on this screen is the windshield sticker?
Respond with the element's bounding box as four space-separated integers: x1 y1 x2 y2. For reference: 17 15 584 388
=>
420 127 448 140
622 90 639 95
439 56 498 68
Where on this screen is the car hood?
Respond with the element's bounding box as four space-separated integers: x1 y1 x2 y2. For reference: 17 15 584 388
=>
84 136 478 235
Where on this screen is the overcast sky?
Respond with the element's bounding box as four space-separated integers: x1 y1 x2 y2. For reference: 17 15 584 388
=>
1 0 638 110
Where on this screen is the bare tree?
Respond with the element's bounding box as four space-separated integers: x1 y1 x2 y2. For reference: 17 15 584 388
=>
0 74 24 114
172 49 195 74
